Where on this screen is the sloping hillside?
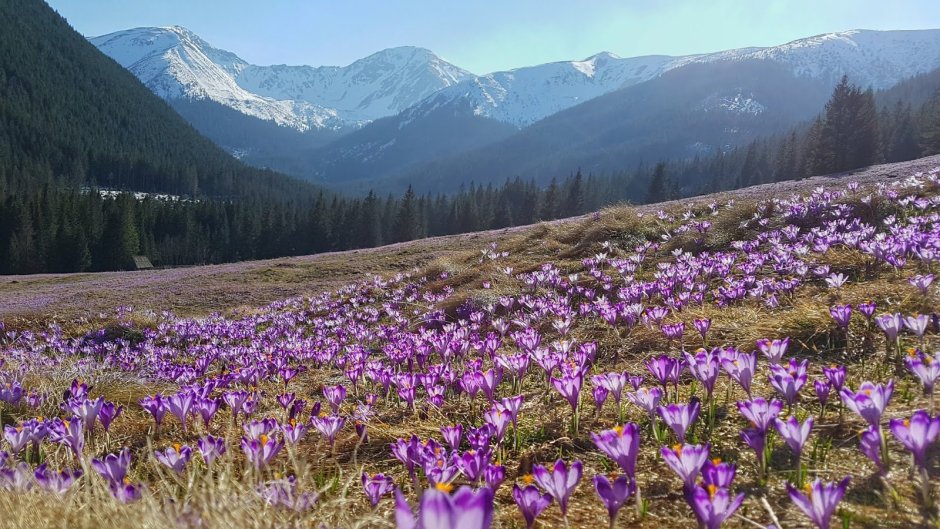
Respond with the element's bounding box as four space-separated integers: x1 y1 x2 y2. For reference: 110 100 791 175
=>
0 0 314 199
3 155 937 321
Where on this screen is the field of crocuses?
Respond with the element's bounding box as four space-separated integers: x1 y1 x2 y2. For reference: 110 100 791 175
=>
0 168 938 528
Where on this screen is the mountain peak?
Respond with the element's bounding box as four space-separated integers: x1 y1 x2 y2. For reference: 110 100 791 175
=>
352 46 471 75
584 51 621 61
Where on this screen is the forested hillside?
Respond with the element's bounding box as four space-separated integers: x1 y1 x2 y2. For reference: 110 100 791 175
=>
0 0 328 273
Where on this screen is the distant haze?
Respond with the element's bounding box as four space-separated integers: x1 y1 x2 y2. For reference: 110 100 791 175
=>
46 0 940 74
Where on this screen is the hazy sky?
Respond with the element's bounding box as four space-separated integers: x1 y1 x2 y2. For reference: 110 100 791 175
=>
46 0 940 74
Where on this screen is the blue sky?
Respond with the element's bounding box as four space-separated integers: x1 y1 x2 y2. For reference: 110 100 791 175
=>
47 0 940 74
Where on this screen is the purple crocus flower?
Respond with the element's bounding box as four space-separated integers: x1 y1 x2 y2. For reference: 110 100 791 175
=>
109 480 143 503
787 477 850 529
590 423 640 477
67 396 104 434
625 387 663 417
905 350 940 394
440 424 463 451
223 390 250 423
240 434 283 469
484 464 505 489
824 273 848 289
774 415 814 458
551 372 583 413
840 380 894 427
195 397 220 428
658 398 700 443
466 425 493 451
857 301 877 320
91 448 131 485
646 355 681 388
593 373 628 405
768 359 808 406
243 418 278 440
139 394 168 429
858 426 884 474
197 434 226 465
755 337 789 364
4 425 29 455
33 464 82 495
311 414 346 447
512 482 552 529
822 365 846 392
361 472 395 507
628 374 644 391
687 483 745 529
289 398 309 421
829 304 852 329
721 351 756 396
257 475 318 512
661 443 709 488
0 462 32 491
889 410 940 469
68 379 89 400
593 474 635 526
694 318 712 342
98 401 123 432
167 391 194 432
456 449 490 483
592 386 609 412
740 428 766 469
685 349 720 397
814 380 831 407
701 458 736 488
497 395 524 424
283 418 308 444
48 416 84 457
323 384 347 413
876 313 902 343
154 443 193 474
483 407 512 443
909 274 935 295
903 314 930 340
396 485 494 529
276 392 295 409
532 459 582 516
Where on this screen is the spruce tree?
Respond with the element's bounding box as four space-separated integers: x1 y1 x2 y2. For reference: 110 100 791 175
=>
646 162 668 203
394 186 419 243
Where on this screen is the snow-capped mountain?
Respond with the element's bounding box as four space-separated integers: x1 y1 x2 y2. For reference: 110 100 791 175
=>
90 26 473 131
236 47 473 123
91 25 940 193
91 26 341 131
406 29 940 128
94 27 940 135
407 53 676 127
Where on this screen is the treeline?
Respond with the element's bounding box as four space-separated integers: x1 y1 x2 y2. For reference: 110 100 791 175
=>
6 72 940 274
0 177 590 273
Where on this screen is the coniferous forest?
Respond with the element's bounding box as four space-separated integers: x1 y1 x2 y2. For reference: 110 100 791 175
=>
3 0 940 274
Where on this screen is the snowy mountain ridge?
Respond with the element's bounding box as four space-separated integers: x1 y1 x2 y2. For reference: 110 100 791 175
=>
92 27 940 133
408 29 940 128
91 26 473 131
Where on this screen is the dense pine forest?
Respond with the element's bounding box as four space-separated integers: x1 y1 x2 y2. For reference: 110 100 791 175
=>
4 0 940 274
